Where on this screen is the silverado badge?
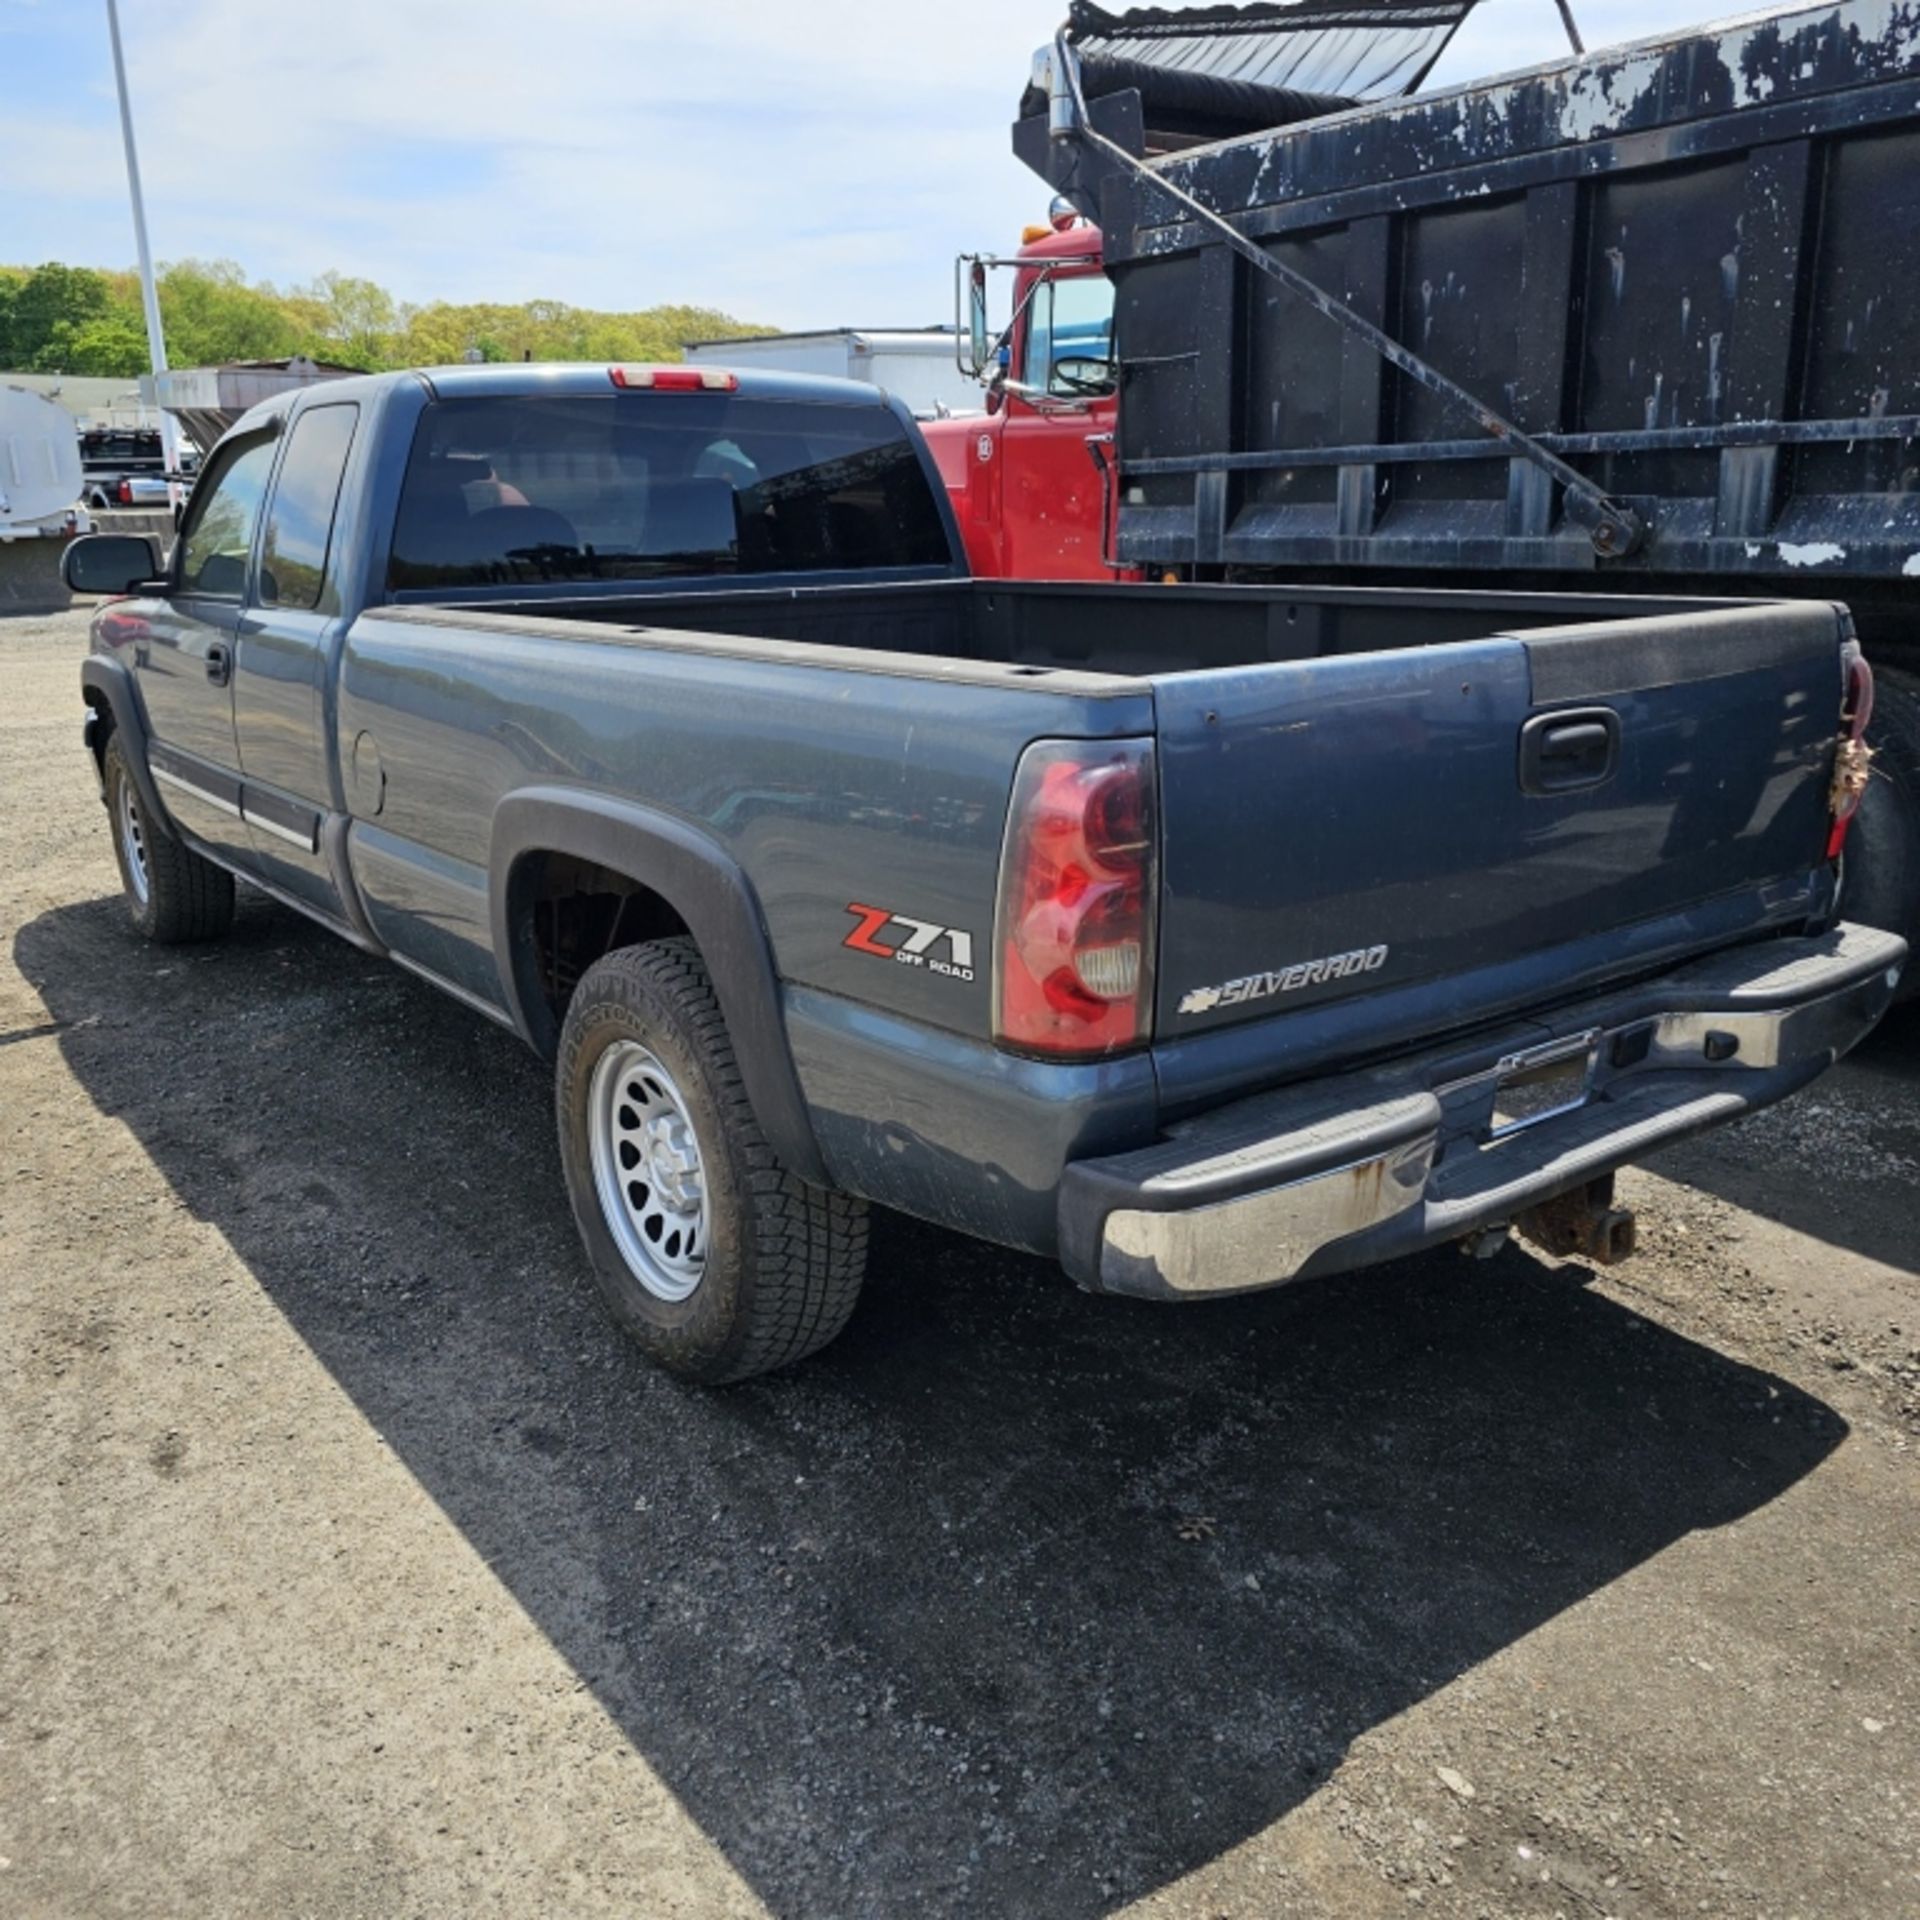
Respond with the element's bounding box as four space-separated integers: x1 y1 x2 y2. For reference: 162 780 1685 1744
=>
1178 943 1389 1017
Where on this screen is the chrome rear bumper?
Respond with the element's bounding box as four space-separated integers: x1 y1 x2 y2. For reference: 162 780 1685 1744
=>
1058 923 1905 1300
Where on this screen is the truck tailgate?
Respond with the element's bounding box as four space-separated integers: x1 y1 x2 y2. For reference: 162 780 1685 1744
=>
1153 604 1845 1047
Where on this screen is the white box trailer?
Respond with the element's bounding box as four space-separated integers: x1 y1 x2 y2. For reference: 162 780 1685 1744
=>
683 329 982 419
0 386 88 543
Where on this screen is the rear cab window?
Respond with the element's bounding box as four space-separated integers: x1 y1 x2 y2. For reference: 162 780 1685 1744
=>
259 404 359 612
386 391 953 592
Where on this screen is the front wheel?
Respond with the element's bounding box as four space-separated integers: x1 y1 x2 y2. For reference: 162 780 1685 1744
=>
102 733 234 944
555 939 868 1383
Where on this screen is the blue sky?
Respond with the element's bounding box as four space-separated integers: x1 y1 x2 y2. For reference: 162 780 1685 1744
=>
2 0 1758 329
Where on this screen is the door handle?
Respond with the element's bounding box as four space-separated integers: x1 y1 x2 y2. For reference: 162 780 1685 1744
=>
1519 707 1621 795
205 642 232 688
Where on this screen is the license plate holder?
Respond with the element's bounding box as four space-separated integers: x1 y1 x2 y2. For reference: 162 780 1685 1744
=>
1489 1031 1600 1139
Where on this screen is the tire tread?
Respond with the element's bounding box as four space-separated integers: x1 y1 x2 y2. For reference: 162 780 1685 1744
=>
104 734 234 944
558 938 867 1383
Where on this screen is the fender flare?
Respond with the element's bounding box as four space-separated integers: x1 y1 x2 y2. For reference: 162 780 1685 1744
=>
80 655 170 827
488 787 829 1186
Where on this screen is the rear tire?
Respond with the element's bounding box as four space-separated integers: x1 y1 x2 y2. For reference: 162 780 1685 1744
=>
103 733 235 944
1845 663 1920 998
556 938 868 1383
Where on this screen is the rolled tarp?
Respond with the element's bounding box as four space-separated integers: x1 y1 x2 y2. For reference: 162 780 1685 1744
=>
1026 0 1485 144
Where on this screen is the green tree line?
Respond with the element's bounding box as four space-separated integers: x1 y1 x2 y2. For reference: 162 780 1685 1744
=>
0 259 766 377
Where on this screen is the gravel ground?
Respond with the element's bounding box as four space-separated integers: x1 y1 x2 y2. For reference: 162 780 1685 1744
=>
2 607 1916 1920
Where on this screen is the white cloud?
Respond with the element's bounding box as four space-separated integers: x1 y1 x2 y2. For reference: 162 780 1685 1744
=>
3 0 1749 327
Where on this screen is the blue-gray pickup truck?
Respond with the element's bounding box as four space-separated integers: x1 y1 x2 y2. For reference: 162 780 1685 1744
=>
62 364 1904 1381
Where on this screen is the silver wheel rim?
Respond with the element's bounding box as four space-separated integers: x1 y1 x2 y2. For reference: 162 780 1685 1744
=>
117 775 151 907
588 1039 708 1302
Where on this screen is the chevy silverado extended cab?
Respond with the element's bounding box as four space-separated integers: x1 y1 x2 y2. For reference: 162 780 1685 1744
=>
63 364 1903 1381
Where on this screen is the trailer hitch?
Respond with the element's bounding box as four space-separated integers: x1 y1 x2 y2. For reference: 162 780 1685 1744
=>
1515 1174 1638 1268
1045 29 1646 562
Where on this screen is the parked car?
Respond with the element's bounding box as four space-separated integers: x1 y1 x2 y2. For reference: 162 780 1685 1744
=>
79 426 165 510
61 363 1903 1381
77 428 196 510
109 471 174 508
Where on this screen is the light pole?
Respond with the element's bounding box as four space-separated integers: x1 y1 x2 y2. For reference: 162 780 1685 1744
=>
104 0 182 498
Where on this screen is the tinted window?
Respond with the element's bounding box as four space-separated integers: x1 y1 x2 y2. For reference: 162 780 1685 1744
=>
175 434 277 599
387 392 952 591
260 405 358 611
80 429 163 468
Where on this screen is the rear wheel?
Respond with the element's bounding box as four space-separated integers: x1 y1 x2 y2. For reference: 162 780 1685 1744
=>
556 938 867 1383
1845 663 1920 997
102 733 234 944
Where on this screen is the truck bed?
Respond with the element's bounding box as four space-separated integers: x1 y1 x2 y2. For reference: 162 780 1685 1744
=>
461 575 1781 677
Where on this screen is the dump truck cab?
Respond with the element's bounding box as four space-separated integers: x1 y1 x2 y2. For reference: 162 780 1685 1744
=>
923 216 1122 581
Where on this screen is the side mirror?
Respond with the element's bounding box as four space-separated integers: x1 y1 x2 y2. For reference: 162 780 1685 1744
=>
62 533 163 597
968 261 990 378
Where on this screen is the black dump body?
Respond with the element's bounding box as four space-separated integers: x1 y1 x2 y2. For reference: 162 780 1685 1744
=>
1035 1 1920 652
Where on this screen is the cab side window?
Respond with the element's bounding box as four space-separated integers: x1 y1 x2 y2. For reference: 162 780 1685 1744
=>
260 405 359 612
1022 273 1117 398
175 433 277 599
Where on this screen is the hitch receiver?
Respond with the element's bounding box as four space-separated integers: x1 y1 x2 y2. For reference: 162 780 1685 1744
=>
1517 1174 1638 1267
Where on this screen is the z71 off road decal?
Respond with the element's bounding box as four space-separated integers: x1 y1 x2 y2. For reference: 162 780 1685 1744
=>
843 904 976 982
1178 943 1388 1016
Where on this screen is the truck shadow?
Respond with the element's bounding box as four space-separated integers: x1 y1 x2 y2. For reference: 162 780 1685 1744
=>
1644 1000 1920 1274
14 895 1848 1920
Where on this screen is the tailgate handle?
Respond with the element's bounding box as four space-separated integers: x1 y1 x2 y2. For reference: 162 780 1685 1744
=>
1519 708 1620 795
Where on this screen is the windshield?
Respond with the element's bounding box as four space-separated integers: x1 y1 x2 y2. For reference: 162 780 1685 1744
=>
387 392 952 591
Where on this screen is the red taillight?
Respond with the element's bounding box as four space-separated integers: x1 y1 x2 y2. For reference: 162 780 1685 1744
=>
609 365 738 392
117 479 133 504
1826 640 1876 861
994 739 1156 1057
